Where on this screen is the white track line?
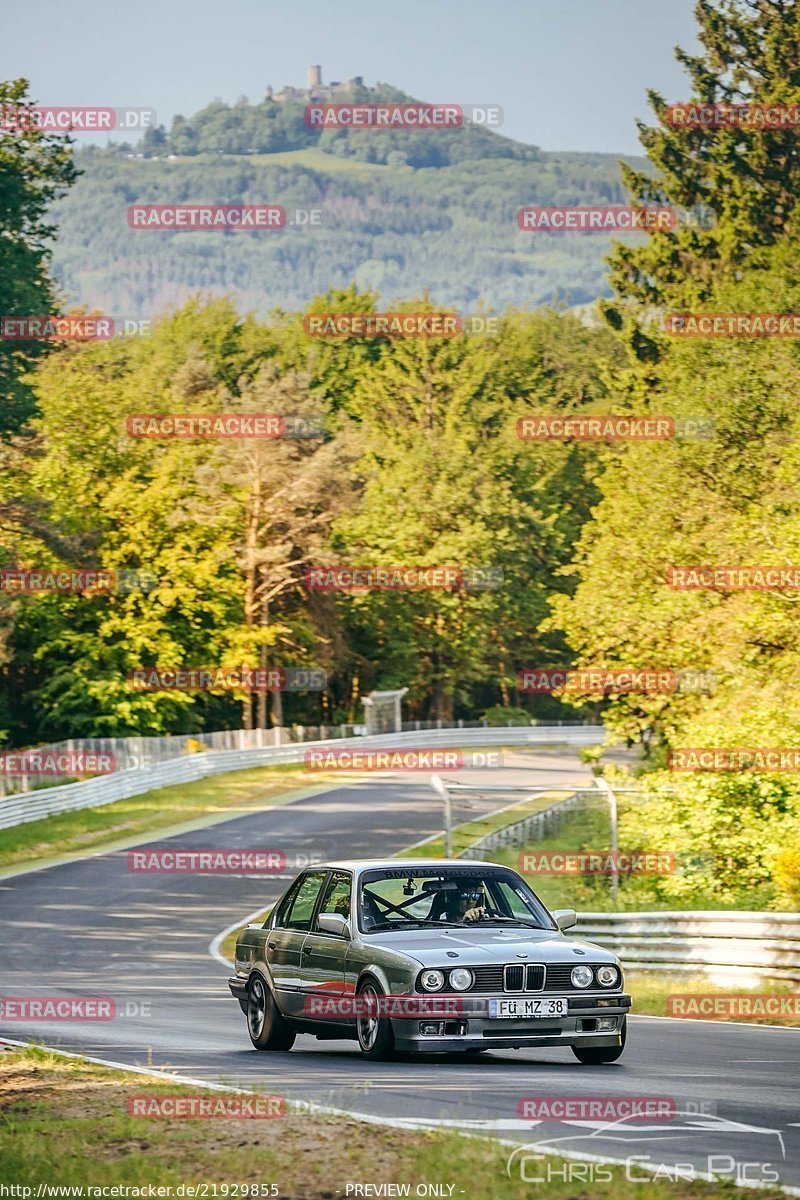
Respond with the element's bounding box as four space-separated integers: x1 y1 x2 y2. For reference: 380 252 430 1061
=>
632 1014 800 1033
209 906 270 970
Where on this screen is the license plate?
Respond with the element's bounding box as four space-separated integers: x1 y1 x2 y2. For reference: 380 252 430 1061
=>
488 997 568 1020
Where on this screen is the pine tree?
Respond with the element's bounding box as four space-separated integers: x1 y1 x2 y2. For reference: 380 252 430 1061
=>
607 0 800 318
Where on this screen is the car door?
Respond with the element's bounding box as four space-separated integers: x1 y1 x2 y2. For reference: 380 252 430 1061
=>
299 871 352 1017
266 870 328 1019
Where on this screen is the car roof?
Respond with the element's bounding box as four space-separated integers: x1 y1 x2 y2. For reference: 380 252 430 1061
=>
312 858 499 871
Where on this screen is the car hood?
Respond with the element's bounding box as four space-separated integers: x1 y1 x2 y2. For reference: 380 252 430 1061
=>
366 926 617 967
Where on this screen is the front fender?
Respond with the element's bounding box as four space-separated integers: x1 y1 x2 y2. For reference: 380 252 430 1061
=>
357 964 394 995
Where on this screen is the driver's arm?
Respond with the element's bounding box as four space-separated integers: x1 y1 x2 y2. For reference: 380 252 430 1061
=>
463 906 486 922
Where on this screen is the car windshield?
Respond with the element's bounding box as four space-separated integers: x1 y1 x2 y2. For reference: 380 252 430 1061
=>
358 866 554 933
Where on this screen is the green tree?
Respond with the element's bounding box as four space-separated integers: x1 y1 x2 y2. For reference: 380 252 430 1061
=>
332 303 620 719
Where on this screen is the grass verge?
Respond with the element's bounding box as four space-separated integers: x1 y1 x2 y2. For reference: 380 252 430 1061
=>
623 971 800 1026
0 1045 788 1198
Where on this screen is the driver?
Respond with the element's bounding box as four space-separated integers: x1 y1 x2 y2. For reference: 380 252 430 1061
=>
434 881 487 923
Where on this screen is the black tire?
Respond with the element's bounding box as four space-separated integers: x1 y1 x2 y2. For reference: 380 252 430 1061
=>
247 974 296 1051
355 977 396 1061
572 1016 626 1064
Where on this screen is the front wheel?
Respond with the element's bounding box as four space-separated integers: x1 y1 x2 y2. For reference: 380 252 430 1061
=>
571 1016 626 1064
247 975 296 1051
356 978 395 1061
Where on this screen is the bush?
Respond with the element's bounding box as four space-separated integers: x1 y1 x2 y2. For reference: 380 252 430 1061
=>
481 705 531 727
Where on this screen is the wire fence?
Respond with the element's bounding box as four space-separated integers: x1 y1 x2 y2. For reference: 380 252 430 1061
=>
0 717 594 795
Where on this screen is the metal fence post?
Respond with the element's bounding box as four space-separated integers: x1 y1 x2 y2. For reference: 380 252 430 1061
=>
430 775 452 858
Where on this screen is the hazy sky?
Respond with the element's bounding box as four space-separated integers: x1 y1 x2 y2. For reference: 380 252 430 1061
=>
2 0 700 155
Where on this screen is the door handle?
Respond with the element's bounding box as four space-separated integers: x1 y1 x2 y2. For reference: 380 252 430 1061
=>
268 941 276 950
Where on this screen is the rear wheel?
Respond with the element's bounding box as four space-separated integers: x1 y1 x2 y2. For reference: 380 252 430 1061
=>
572 1016 626 1064
247 975 296 1051
356 978 395 1061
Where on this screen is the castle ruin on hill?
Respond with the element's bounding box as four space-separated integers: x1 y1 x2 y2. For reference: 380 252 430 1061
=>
266 66 377 104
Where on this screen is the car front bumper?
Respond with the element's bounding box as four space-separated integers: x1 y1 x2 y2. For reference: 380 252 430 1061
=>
390 991 631 1054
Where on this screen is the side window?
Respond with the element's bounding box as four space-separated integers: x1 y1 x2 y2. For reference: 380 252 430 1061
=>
284 871 327 931
314 871 352 931
273 878 302 928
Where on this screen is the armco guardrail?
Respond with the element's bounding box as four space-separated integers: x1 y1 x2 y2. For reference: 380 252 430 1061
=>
458 791 591 857
0 724 604 831
575 911 800 983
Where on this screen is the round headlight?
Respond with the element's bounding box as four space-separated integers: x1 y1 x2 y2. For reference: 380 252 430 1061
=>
571 964 594 989
596 964 619 988
419 969 445 992
448 968 474 991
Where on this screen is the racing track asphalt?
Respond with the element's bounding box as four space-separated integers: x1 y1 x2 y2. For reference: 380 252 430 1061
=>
1 749 798 1190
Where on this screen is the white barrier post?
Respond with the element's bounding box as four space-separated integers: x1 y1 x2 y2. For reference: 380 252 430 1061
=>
430 774 453 858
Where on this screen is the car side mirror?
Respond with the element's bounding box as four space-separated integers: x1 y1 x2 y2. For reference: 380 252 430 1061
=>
318 913 350 938
552 908 577 932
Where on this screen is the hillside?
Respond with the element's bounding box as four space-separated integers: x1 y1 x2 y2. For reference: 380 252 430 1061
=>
50 89 645 316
